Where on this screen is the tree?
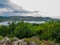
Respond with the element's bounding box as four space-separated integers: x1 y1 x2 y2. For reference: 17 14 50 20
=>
14 22 36 39
0 26 9 36
8 21 16 37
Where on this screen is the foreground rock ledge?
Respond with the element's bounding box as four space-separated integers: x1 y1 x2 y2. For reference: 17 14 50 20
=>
0 37 58 45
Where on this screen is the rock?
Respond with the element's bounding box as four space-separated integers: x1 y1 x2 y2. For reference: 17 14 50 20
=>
0 37 58 45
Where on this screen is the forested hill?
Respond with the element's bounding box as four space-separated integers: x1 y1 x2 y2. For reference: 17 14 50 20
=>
0 16 60 22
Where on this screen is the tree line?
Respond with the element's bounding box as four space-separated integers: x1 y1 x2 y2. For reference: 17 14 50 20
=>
0 21 60 42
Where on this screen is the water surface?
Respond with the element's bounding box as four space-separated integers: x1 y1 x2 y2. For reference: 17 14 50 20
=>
0 21 45 25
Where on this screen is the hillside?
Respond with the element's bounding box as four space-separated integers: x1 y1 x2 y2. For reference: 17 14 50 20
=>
0 16 60 22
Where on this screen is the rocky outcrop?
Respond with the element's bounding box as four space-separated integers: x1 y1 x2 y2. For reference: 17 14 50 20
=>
0 37 58 45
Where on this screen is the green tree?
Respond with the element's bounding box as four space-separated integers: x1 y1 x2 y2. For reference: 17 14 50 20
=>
0 26 9 36
8 21 16 37
14 22 36 39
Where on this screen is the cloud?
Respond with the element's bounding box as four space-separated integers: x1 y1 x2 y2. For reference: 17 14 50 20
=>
0 0 38 16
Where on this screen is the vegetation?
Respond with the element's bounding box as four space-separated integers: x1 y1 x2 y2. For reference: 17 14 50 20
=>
0 21 60 43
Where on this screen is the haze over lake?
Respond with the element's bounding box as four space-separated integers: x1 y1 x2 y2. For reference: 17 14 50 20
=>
0 21 45 25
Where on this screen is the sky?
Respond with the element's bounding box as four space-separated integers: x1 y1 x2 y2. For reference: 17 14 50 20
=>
11 0 60 18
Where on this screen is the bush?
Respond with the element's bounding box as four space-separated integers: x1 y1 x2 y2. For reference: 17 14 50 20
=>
14 22 36 38
0 21 60 43
0 36 3 40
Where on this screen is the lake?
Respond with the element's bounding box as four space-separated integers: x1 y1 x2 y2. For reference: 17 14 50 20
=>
0 21 45 25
